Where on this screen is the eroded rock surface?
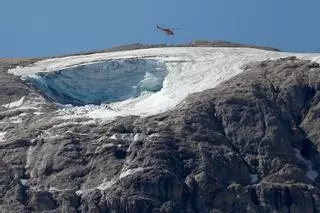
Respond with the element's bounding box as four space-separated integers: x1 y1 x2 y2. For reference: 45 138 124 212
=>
0 56 320 213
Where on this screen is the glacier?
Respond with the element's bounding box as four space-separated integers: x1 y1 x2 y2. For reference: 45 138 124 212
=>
23 59 167 106
8 47 320 120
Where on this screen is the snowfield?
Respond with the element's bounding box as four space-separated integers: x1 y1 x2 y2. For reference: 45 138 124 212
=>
8 47 320 120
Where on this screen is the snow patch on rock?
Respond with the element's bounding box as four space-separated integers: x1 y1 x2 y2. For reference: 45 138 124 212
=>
0 132 6 142
294 148 318 181
119 167 146 179
33 111 44 115
20 179 28 186
133 133 146 142
110 133 135 142
2 96 25 109
97 178 118 191
250 174 259 183
25 145 37 170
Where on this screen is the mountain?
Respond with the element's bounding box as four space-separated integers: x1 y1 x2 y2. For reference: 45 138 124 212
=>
0 42 320 213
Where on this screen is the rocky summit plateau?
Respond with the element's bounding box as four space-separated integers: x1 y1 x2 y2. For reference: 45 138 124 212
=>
0 41 320 213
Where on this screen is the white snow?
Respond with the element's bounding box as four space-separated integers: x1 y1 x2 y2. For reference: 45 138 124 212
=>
49 186 61 191
250 174 259 183
133 133 146 142
0 132 6 142
20 179 28 186
97 178 118 190
100 143 115 148
25 145 37 170
294 148 318 181
8 112 28 124
76 166 151 195
2 96 25 109
19 112 28 117
148 133 160 138
33 111 44 115
9 116 23 124
109 133 146 143
119 167 146 179
75 178 119 196
110 134 119 140
110 133 135 142
75 190 83 196
8 47 320 120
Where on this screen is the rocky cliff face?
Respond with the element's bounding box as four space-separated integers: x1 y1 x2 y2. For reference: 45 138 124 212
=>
0 53 320 212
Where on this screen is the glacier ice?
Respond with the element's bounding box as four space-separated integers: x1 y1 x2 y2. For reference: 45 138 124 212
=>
24 59 167 106
8 47 320 120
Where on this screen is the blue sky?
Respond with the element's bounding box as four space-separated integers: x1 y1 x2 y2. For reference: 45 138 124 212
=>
1 0 320 57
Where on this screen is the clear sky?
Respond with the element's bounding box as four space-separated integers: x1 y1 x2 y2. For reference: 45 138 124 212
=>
1 0 320 58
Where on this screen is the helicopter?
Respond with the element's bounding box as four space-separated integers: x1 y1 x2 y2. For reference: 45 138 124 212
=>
156 25 177 36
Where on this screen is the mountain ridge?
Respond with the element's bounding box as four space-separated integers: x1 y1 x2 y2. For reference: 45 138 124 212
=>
53 40 281 58
0 40 280 60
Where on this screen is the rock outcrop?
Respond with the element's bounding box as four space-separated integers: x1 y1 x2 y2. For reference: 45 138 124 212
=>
0 55 319 212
